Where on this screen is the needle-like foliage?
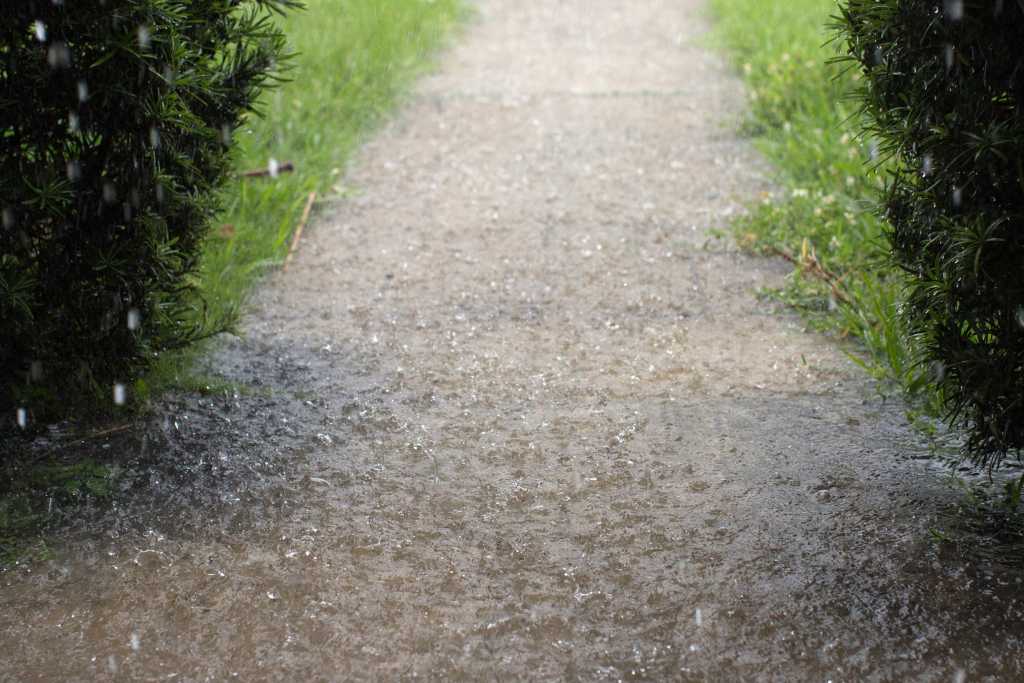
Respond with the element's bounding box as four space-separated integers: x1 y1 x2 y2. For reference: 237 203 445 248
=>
836 0 1024 468
0 0 297 428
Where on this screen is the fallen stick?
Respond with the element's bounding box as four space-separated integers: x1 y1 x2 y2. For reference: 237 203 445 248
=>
24 424 132 467
238 160 295 178
282 191 317 274
770 246 851 305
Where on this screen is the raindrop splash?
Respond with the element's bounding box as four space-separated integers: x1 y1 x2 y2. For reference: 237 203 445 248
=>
66 159 81 182
47 43 70 69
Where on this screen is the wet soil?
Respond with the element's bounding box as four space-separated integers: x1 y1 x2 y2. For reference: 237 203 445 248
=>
3 0 1024 681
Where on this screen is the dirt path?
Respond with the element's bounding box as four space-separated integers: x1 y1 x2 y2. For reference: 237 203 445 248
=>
3 0 1024 680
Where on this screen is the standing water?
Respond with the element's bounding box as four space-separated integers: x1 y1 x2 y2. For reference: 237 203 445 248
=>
3 0 1023 680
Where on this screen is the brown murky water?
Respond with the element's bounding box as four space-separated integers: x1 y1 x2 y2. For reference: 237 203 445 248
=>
3 0 1024 681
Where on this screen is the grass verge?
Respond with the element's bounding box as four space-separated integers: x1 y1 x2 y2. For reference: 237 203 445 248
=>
707 0 933 399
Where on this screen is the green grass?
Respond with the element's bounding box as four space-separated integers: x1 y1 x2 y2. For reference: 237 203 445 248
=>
707 0 934 400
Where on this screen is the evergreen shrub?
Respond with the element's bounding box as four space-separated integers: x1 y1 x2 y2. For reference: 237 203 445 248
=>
0 0 294 427
837 0 1024 467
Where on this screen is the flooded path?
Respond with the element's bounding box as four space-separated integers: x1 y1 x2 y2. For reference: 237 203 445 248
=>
4 0 1024 680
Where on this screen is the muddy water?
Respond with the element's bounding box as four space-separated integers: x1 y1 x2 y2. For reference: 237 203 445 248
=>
3 0 1024 680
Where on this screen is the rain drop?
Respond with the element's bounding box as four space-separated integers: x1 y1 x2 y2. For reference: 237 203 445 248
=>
922 154 933 176
156 182 165 204
952 186 963 208
1016 306 1024 330
221 123 232 146
150 126 160 149
33 21 46 42
945 44 955 71
269 158 280 178
2 207 13 229
127 308 140 331
77 80 88 102
16 408 27 429
113 383 126 406
944 0 964 20
138 26 150 49
931 361 946 384
68 110 79 134
47 43 70 69
695 608 702 626
130 634 140 651
29 361 43 382
66 159 81 182
103 182 117 204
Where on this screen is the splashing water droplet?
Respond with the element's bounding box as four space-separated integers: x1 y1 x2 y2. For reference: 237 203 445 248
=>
33 21 46 42
47 43 70 68
114 384 126 406
16 408 27 429
127 308 141 331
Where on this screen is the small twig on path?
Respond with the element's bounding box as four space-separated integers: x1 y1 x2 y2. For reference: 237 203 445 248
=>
282 191 317 274
24 424 132 467
238 160 295 178
770 246 851 305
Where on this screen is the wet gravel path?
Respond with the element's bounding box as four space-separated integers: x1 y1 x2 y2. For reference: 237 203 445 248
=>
3 0 1024 681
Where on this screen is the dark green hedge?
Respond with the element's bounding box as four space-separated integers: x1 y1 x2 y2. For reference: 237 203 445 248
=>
837 0 1024 468
1 0 294 426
